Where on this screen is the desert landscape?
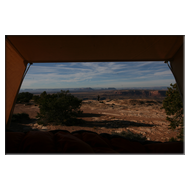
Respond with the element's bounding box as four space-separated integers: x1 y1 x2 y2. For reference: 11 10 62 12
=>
9 89 182 143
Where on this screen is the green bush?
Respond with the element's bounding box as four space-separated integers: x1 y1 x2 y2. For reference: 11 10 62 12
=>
36 90 83 125
32 95 40 104
16 92 33 103
161 83 184 141
11 113 30 123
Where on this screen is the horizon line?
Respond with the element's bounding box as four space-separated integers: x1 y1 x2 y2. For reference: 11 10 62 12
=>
20 86 169 90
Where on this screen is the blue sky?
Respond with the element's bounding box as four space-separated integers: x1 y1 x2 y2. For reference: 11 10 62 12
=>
21 61 176 89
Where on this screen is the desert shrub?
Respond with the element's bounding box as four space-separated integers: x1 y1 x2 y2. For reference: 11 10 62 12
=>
129 100 138 104
139 101 145 104
161 83 184 141
36 90 83 125
32 95 40 104
16 92 33 103
112 130 147 141
11 113 30 123
169 137 178 142
146 101 156 104
129 99 145 105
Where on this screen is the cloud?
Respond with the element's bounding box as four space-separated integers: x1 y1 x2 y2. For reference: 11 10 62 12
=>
134 61 154 67
98 79 176 88
22 62 175 88
154 70 172 76
21 79 41 88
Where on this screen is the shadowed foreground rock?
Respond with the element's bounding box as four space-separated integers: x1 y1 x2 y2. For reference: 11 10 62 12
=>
6 130 184 154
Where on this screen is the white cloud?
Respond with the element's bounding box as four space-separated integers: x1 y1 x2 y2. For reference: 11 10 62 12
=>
21 80 40 88
154 70 172 76
22 62 175 88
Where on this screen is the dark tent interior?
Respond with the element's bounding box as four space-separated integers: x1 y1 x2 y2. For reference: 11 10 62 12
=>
5 35 184 154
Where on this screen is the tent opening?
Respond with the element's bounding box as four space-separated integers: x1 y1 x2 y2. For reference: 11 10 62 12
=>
8 61 183 143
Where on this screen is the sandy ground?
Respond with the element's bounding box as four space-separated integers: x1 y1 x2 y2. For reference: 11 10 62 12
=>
9 99 182 142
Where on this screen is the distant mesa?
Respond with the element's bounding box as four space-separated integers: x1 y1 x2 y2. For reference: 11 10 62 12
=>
20 87 168 95
78 87 94 91
113 90 166 97
122 86 168 90
19 87 95 94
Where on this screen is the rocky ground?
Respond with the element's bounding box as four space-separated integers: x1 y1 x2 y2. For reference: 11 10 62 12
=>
9 99 182 142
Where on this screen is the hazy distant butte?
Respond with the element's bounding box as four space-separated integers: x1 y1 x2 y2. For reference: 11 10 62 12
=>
113 90 166 97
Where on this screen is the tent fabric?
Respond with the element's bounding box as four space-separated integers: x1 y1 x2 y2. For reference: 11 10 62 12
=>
5 35 184 154
170 45 184 98
5 39 27 126
6 36 184 62
5 130 184 154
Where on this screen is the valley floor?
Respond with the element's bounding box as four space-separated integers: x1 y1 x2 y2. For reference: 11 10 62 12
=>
9 99 182 142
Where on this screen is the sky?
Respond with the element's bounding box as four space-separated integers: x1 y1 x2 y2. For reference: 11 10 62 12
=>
21 61 176 89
